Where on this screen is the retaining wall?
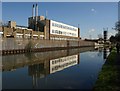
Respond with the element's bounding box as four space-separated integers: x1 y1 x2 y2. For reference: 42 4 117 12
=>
1 38 95 55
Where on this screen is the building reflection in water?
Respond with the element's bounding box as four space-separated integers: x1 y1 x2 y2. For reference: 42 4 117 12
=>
28 53 80 89
103 48 107 59
95 46 109 60
50 54 79 74
97 47 103 57
2 47 95 89
28 64 45 88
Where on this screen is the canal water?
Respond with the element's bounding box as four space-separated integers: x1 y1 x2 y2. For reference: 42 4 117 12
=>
2 47 109 89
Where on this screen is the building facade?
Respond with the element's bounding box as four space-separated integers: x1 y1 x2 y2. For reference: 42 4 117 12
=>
28 16 80 41
50 20 80 40
28 4 80 41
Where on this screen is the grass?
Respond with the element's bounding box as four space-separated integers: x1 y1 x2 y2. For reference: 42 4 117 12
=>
93 47 120 91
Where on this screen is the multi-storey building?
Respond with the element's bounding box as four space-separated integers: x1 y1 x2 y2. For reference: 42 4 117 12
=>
28 16 80 41
1 4 80 41
28 4 80 41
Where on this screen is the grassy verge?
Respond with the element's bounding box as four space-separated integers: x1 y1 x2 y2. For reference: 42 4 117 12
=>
93 47 120 91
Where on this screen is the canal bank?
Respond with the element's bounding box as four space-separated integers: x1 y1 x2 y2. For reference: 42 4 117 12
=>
93 48 120 90
1 38 94 55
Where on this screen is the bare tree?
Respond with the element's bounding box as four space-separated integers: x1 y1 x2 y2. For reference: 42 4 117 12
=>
98 34 102 39
113 20 120 42
113 20 120 32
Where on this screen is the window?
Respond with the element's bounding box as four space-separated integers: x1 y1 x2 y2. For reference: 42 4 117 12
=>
59 31 61 34
60 31 62 34
52 23 54 26
55 30 58 34
52 29 54 33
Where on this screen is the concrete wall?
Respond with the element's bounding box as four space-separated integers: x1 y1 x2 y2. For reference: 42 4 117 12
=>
41 19 50 40
0 26 2 31
1 38 94 51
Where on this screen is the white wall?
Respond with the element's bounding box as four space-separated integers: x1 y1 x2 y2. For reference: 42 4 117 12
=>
50 20 78 37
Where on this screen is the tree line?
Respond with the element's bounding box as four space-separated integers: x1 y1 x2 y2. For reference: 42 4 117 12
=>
109 20 120 43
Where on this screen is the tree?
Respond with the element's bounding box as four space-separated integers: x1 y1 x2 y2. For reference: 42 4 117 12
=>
98 34 103 39
109 35 115 43
113 21 120 42
115 32 120 42
114 20 120 32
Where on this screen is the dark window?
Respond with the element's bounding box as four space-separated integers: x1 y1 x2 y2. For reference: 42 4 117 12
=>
52 29 54 33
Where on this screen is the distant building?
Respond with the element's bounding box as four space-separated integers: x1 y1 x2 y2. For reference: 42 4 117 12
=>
8 21 16 28
104 30 107 43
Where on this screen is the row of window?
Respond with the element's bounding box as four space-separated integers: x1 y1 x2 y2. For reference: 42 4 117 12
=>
51 56 77 65
50 37 78 41
51 60 77 71
52 29 77 37
15 35 44 39
52 22 77 31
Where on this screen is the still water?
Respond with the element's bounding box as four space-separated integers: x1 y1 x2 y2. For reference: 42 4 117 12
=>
2 47 109 89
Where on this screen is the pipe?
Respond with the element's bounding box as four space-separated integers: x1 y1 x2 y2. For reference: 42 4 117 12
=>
35 4 38 22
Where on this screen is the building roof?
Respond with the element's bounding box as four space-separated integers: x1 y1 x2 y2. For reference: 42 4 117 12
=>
16 25 28 28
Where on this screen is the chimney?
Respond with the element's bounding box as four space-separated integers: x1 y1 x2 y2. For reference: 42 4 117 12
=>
35 4 38 22
32 4 35 19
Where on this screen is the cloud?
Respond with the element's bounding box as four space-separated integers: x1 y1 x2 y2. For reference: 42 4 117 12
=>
91 8 95 11
89 29 96 33
91 8 96 13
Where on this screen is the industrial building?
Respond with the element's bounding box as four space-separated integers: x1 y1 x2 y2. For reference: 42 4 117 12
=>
28 4 80 41
1 4 80 41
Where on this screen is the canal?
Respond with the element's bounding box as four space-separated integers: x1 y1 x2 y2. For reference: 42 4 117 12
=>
2 47 109 89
